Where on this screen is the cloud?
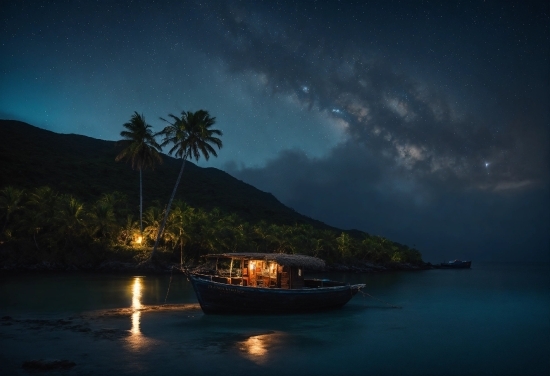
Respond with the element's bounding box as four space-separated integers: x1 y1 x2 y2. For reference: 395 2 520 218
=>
210 1 549 262
228 144 550 262
492 180 535 192
188 1 549 192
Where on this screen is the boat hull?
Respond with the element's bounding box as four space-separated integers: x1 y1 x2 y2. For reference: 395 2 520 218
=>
189 274 364 314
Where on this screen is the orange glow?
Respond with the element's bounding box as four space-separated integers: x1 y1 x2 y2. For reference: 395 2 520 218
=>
244 335 267 356
238 332 285 364
131 277 142 334
131 310 141 335
125 277 155 352
134 235 143 246
250 261 255 270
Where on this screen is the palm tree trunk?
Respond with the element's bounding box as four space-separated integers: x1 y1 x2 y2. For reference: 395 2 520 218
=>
150 158 186 261
139 167 143 233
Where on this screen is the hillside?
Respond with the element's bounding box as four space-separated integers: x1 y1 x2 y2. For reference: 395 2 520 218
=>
0 119 335 230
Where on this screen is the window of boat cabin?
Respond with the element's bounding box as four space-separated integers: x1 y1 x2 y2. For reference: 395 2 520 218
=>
231 258 242 277
256 261 277 277
258 261 267 276
216 258 232 277
243 260 248 276
216 258 242 277
198 258 217 275
249 260 257 275
268 262 277 278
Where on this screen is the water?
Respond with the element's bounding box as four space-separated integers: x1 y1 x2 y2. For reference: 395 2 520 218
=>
1 263 549 375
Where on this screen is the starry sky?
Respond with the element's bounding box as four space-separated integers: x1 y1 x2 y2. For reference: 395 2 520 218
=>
1 0 549 262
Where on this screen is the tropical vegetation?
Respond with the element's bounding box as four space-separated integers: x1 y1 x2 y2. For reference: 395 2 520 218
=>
0 115 423 270
0 185 423 268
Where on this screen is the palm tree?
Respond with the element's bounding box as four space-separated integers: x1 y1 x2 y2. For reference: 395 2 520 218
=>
0 186 24 236
336 232 354 261
150 109 222 261
143 205 163 244
87 200 117 242
115 112 163 234
118 215 140 246
100 191 128 220
55 195 85 249
164 201 192 263
20 186 57 251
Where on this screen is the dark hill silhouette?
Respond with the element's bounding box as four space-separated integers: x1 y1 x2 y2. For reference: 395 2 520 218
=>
0 119 337 230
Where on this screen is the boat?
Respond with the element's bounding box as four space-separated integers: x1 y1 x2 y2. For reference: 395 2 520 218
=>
186 252 366 314
435 259 472 269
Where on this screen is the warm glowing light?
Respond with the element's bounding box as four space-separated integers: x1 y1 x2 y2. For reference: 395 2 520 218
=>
132 277 142 310
250 261 255 270
130 277 142 336
243 335 267 356
131 310 141 335
125 276 153 351
134 235 143 245
238 332 285 364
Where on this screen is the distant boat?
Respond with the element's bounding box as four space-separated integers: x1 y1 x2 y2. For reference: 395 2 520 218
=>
435 260 472 269
186 253 365 314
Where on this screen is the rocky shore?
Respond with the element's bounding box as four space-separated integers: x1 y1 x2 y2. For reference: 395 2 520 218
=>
326 261 433 273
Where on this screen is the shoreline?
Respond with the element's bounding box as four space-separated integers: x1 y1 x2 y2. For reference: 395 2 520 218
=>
0 259 433 275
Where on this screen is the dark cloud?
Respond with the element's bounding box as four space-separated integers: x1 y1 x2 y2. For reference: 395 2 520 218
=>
188 0 549 192
201 1 550 262
228 143 550 262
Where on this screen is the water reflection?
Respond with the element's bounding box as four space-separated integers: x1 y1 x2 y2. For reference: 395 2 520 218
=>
126 277 149 351
131 277 142 334
243 335 267 356
238 332 284 364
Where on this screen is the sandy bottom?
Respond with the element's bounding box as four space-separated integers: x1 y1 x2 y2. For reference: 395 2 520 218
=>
0 304 310 375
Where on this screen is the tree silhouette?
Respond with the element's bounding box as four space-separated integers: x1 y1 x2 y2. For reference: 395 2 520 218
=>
115 112 162 234
150 109 222 261
0 186 24 235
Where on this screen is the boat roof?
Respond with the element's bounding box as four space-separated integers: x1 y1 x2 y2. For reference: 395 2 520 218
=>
203 253 326 270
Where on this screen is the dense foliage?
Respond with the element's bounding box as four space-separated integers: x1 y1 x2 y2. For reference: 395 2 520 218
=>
0 185 423 267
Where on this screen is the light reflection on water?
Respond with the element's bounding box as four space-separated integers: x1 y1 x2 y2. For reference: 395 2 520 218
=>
241 335 267 357
131 277 141 335
126 276 149 351
238 332 285 364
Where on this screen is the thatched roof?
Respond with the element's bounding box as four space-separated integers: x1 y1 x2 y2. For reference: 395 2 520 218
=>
204 253 326 270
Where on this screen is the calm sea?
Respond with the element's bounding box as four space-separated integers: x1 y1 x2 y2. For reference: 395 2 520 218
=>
1 263 549 375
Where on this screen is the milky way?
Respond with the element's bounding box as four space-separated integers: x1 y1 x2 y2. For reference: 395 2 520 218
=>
1 1 548 261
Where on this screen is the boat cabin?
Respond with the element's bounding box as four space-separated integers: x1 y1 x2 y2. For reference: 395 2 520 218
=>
187 253 364 314
195 253 326 289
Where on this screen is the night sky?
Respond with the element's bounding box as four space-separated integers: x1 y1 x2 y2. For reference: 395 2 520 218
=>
1 1 548 262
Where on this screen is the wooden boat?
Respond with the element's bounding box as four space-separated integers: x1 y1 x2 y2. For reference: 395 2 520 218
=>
186 253 365 314
436 259 472 269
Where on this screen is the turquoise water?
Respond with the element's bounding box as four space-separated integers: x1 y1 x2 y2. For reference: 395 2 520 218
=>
1 263 549 375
